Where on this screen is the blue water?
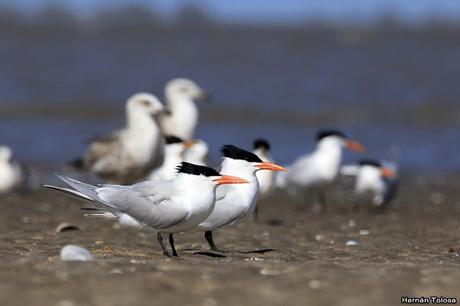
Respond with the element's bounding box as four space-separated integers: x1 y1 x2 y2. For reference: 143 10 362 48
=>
1 25 459 173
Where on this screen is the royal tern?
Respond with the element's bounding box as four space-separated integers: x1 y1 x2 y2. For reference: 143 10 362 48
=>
198 145 286 252
43 162 249 257
0 146 24 193
252 139 276 220
73 93 166 184
160 78 209 140
147 136 196 181
183 139 209 166
276 130 365 212
341 159 398 208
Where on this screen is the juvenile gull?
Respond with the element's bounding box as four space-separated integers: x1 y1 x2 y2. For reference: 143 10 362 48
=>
77 93 166 184
160 78 209 140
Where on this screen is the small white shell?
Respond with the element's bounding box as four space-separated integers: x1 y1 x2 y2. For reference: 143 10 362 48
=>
60 245 94 262
345 240 359 246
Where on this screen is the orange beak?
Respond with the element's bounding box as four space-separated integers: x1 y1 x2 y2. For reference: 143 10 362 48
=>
346 140 366 153
256 161 286 172
213 175 249 185
183 140 198 149
381 167 396 179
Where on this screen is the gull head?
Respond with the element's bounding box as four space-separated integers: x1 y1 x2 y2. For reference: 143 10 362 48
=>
221 145 286 174
127 93 165 117
0 146 13 162
316 129 366 153
166 78 210 102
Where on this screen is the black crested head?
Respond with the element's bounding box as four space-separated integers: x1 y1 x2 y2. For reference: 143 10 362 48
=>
221 145 262 163
359 159 382 168
165 135 184 144
316 129 348 142
176 162 220 177
253 138 271 151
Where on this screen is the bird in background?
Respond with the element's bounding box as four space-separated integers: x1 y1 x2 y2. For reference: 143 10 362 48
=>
276 130 366 212
160 78 210 140
43 162 249 257
147 135 197 181
341 158 399 209
183 139 209 166
0 146 25 194
198 145 286 252
71 93 166 184
252 138 276 221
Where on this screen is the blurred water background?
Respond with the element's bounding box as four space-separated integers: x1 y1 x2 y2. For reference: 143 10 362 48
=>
1 1 460 175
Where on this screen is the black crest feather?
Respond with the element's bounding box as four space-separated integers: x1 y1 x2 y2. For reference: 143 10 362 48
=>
165 135 184 144
176 162 220 177
359 159 382 168
221 145 262 163
316 129 348 142
253 138 271 151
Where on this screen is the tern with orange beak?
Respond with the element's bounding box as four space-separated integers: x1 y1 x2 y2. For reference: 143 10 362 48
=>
276 130 366 212
148 135 197 181
43 162 249 257
341 159 399 208
198 145 286 252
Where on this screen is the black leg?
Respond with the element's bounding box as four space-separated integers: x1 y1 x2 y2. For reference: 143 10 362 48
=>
169 233 178 257
157 232 171 257
253 204 259 222
317 192 328 213
204 231 220 252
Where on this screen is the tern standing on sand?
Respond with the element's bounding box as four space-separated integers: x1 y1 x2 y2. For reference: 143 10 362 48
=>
160 78 209 140
276 130 365 212
198 145 286 252
0 146 24 193
74 93 166 184
341 159 398 208
183 139 209 166
43 162 249 257
252 138 276 220
147 136 196 181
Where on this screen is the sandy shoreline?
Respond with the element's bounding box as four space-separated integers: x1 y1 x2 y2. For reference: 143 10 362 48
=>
0 174 459 306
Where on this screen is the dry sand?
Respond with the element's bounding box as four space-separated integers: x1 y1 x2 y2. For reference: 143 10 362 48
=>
0 174 459 306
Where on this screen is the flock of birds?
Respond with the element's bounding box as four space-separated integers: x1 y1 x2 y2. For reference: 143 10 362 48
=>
1 78 400 257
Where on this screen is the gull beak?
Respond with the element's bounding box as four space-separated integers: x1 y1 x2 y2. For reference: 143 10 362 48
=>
346 140 366 153
198 91 212 102
381 167 396 179
213 175 250 185
183 140 198 149
256 161 287 171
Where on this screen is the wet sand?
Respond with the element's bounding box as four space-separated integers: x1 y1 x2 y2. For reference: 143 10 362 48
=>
0 174 459 306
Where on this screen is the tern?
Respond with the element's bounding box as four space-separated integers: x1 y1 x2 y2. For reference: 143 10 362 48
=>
183 139 209 166
198 145 286 252
72 93 166 184
43 162 249 257
0 146 24 193
341 159 398 208
252 138 276 220
160 78 209 140
147 136 196 181
276 130 365 212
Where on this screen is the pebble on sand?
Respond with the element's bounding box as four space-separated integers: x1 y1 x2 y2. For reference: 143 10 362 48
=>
60 245 94 262
345 240 359 246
